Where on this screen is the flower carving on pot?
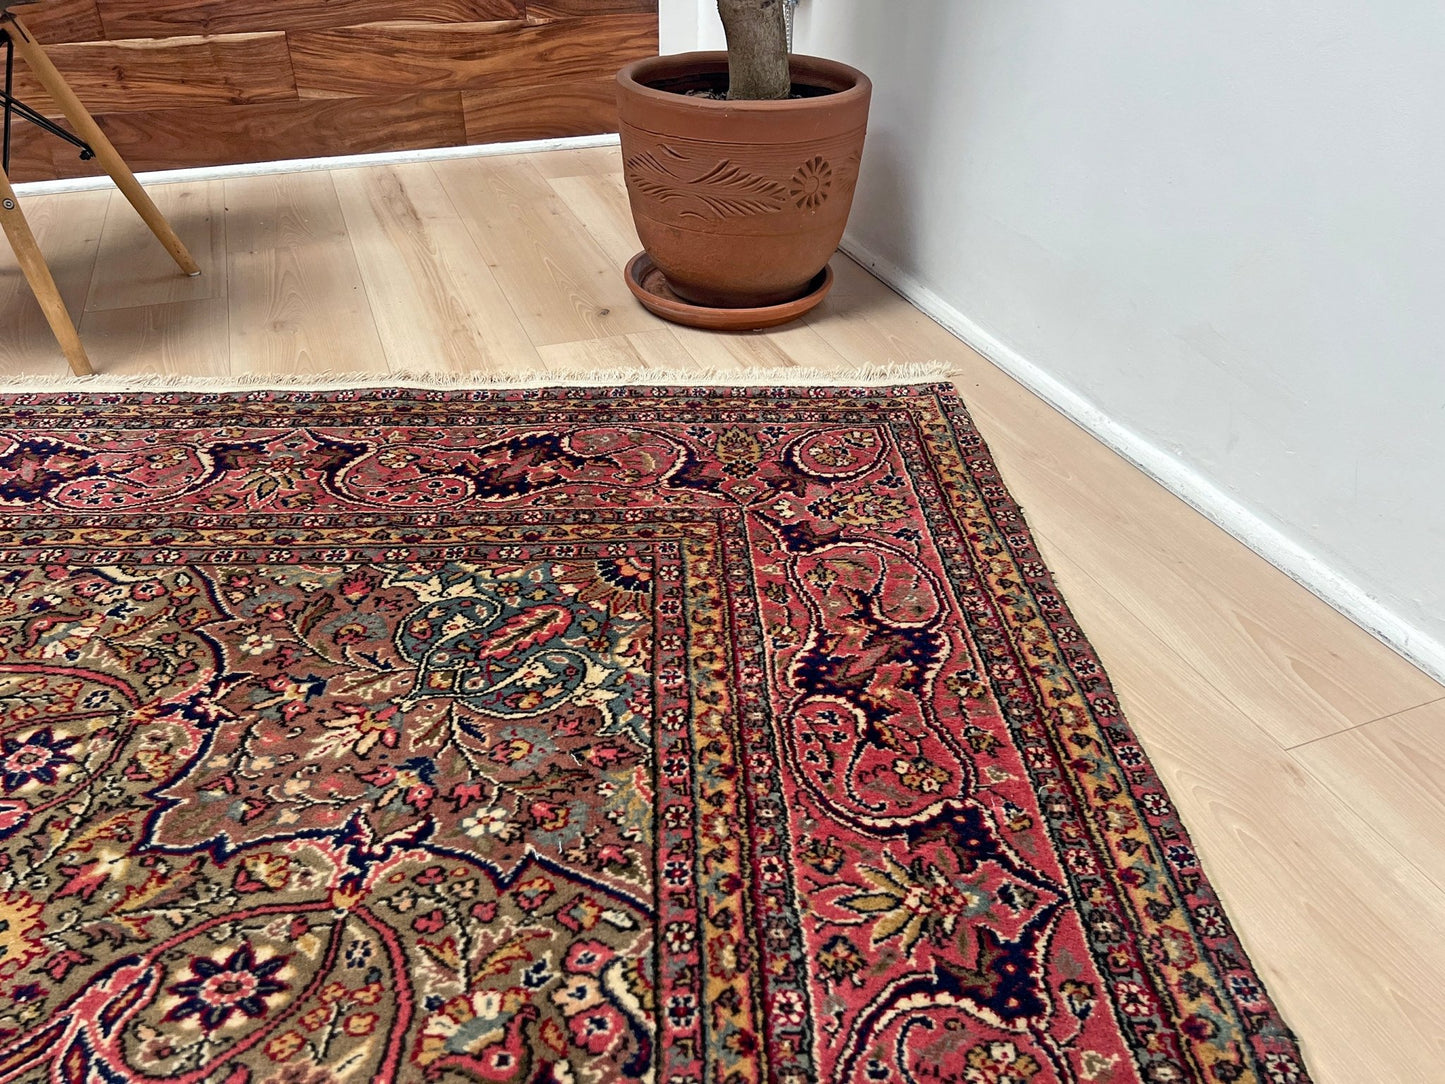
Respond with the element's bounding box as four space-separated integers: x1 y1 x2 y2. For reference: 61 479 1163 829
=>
790 156 833 210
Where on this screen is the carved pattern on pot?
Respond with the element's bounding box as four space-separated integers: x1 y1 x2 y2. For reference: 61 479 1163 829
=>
626 145 838 221
789 156 833 210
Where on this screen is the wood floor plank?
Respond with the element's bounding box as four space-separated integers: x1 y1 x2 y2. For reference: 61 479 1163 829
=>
331 162 541 374
534 331 646 373
85 180 224 312
1292 698 1445 894
526 143 624 180
78 297 230 376
224 172 387 375
9 33 299 117
0 188 108 376
1034 538 1445 1084
545 169 637 264
968 384 1445 744
534 328 691 374
622 328 694 370
806 256 1445 744
431 155 655 346
667 307 855 374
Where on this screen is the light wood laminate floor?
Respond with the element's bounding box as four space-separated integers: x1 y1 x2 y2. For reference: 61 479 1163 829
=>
3 147 1443 1082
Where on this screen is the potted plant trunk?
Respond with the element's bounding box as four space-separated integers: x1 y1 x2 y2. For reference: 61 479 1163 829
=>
616 0 871 329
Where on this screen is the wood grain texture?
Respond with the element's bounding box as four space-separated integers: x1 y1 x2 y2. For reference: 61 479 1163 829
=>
9 32 298 116
78 296 229 376
96 0 522 39
432 154 656 345
5 93 467 181
7 16 201 277
534 328 681 374
0 168 91 372
7 2 654 180
968 379 1445 744
527 0 657 14
0 187 107 376
525 143 624 179
332 162 542 373
544 169 636 261
18 0 103 43
289 15 656 96
85 180 223 311
224 171 387 375
1293 698 1445 894
462 78 616 143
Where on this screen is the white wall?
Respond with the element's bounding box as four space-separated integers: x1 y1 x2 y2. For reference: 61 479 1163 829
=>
659 0 724 53
662 1 1445 677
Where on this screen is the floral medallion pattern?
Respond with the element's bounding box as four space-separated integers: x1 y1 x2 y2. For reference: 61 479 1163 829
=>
0 386 1310 1083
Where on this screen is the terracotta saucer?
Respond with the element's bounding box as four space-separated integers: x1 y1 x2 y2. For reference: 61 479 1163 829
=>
624 252 833 331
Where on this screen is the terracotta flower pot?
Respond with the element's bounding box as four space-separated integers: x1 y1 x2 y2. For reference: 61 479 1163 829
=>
616 51 872 310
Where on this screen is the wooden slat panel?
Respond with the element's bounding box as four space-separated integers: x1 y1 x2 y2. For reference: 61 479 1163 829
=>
462 77 615 143
4 92 467 182
289 14 656 96
527 0 657 14
96 0 522 40
9 33 298 116
17 0 105 43
2 121 99 183
5 4 656 181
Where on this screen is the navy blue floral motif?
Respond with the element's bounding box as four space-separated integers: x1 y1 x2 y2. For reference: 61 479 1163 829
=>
1 728 79 791
165 942 290 1030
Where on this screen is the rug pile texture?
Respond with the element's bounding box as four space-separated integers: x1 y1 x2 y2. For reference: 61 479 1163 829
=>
0 386 1309 1083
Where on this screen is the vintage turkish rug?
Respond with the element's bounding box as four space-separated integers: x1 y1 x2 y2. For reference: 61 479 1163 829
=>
0 384 1310 1084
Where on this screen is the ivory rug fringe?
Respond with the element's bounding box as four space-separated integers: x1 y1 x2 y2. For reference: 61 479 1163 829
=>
0 362 952 394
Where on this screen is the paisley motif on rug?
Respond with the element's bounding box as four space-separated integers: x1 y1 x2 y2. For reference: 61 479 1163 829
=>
0 386 1310 1083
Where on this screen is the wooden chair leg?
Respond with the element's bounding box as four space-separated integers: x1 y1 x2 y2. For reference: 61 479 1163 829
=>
0 170 92 375
4 14 200 277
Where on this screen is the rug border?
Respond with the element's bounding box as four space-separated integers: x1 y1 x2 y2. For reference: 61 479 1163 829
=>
0 363 953 394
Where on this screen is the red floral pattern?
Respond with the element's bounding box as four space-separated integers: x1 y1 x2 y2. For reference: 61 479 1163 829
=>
0 386 1310 1082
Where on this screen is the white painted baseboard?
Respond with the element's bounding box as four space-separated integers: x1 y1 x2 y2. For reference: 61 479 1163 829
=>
840 237 1445 688
12 133 622 196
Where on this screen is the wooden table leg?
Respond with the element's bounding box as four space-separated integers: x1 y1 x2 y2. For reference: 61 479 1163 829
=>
0 170 92 375
4 14 201 277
